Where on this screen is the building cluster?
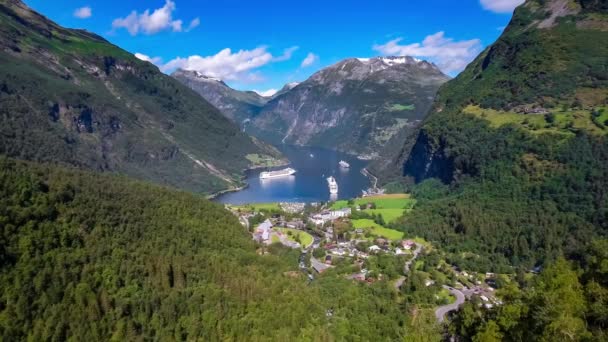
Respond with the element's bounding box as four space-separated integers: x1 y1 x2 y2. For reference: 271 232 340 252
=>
310 207 352 225
279 202 306 214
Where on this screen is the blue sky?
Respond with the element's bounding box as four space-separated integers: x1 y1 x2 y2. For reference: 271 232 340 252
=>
25 0 523 95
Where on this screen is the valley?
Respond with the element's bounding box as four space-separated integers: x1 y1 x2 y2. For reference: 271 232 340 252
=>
0 0 607 340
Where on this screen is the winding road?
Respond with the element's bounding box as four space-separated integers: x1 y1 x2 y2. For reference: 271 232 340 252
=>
394 244 423 290
435 286 466 323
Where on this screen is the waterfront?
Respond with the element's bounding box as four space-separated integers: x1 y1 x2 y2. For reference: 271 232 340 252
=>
216 145 371 204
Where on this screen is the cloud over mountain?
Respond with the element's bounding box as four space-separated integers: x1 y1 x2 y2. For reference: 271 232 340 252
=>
373 31 481 74
301 52 319 67
161 46 297 82
479 0 525 13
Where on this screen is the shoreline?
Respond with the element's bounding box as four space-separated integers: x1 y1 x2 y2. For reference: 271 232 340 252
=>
361 168 378 190
207 158 291 201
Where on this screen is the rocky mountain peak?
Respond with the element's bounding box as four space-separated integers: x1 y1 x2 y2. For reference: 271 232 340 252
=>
172 69 224 84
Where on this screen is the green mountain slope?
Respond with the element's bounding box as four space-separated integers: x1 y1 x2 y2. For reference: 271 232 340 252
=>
0 0 281 195
375 0 608 270
0 157 412 340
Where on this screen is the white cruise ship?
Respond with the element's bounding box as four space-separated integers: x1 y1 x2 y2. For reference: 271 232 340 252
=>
339 160 350 168
327 176 338 194
259 167 296 179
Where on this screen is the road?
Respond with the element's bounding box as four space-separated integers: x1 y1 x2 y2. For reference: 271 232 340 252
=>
395 244 424 290
435 285 466 323
310 256 331 273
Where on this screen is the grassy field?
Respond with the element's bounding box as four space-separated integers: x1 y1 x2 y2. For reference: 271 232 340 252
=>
463 105 608 136
228 203 281 212
362 209 407 223
352 219 404 240
276 228 313 247
331 194 414 223
331 194 414 210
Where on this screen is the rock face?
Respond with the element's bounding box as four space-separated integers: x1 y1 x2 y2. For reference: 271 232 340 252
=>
171 69 268 124
249 57 450 157
174 56 449 157
0 0 281 194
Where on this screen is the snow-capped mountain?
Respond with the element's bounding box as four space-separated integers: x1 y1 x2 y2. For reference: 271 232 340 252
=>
248 56 450 156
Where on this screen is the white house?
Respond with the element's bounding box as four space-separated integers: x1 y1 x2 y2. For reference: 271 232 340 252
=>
368 245 381 252
254 219 273 243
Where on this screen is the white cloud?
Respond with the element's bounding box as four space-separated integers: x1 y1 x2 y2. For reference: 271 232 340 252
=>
112 0 196 35
300 52 319 67
254 89 278 97
73 6 92 19
480 0 525 13
186 17 200 32
135 53 163 65
372 32 482 74
162 47 276 82
273 46 299 62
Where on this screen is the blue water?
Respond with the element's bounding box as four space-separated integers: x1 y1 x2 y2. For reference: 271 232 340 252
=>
215 145 371 204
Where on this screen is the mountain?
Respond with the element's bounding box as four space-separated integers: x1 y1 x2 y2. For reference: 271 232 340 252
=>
374 0 608 270
174 57 450 157
0 0 283 195
248 56 450 157
171 69 268 124
271 81 300 99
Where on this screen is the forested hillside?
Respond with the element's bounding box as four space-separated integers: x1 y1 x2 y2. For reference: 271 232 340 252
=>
0 0 281 195
0 157 424 340
376 0 608 271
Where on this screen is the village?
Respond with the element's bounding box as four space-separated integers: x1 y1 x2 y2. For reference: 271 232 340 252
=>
226 194 505 321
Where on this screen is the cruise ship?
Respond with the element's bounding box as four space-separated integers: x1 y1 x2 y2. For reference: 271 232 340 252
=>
259 167 296 179
339 160 350 168
327 176 338 194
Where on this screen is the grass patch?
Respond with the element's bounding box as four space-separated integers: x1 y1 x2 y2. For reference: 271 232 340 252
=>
463 105 607 136
276 228 313 247
436 289 456 304
228 203 281 212
245 154 284 167
388 104 415 111
352 219 404 240
331 194 415 210
361 209 406 223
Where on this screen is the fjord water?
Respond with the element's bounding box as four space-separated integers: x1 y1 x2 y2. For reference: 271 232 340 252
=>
216 145 371 204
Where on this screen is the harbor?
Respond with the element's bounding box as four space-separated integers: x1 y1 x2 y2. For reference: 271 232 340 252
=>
215 145 373 204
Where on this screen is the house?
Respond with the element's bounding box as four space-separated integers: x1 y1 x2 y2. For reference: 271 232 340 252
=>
368 245 381 252
254 219 273 243
395 247 405 255
401 240 416 250
375 238 388 246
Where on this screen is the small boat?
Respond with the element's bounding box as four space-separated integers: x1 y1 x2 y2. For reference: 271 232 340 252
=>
259 167 296 179
310 153 314 158
327 176 338 194
339 160 350 168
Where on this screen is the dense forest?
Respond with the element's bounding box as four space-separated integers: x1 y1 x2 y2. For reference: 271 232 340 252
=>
450 243 608 341
0 157 444 341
